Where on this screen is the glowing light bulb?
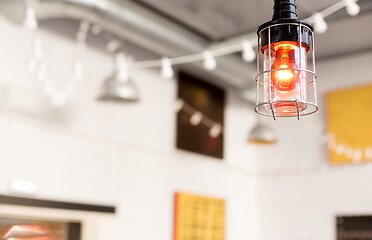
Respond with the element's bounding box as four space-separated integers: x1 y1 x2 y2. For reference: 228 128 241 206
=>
174 99 184 112
161 57 174 79
263 41 309 116
203 51 217 70
36 61 47 82
313 13 327 34
209 124 222 138
74 60 84 80
190 112 203 126
116 52 129 82
271 43 299 91
242 40 256 62
79 20 90 32
33 39 43 60
91 24 102 35
345 0 360 16
106 39 120 53
24 6 38 31
51 93 68 108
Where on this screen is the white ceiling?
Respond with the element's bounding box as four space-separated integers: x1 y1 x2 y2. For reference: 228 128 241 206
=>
135 0 341 40
134 0 372 59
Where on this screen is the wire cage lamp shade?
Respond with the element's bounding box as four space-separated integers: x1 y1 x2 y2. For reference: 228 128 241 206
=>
255 0 318 120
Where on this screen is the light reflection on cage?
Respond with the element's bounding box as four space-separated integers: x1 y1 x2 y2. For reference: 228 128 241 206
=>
255 22 318 120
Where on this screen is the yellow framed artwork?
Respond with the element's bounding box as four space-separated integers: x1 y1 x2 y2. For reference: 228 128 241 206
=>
173 192 225 240
327 84 372 164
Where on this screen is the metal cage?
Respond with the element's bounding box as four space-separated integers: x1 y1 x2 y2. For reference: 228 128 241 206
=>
255 22 318 120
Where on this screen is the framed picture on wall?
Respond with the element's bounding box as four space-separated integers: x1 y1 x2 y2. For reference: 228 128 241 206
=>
173 192 225 240
0 216 81 240
176 72 225 159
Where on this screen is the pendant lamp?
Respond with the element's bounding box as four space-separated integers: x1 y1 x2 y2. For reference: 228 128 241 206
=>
255 0 318 120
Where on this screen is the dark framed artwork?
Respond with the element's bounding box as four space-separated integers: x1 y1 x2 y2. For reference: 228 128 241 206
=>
336 216 372 239
176 72 225 159
0 216 81 240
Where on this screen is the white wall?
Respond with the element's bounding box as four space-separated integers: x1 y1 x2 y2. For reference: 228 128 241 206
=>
0 19 259 240
255 51 372 240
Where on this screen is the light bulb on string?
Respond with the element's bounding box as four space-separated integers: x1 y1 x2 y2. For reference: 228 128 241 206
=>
73 60 84 80
33 39 43 60
36 61 47 82
174 99 184 112
64 81 77 98
161 57 174 79
116 52 129 82
24 6 38 31
91 24 102 35
209 124 222 138
203 51 217 71
43 79 54 96
76 31 87 45
79 20 90 33
27 58 38 76
190 111 203 126
242 40 256 62
345 0 360 16
313 13 328 34
51 92 68 108
106 39 120 53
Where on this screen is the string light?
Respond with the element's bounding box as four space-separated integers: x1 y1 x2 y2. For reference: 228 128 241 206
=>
174 99 184 112
106 39 121 53
43 79 54 96
91 24 102 35
51 93 68 108
313 13 328 34
27 58 38 76
24 6 38 31
73 60 84 80
345 0 360 16
161 57 174 79
36 61 47 82
190 111 203 126
242 40 256 62
203 51 217 71
79 20 90 33
33 39 44 60
209 124 222 138
116 52 129 82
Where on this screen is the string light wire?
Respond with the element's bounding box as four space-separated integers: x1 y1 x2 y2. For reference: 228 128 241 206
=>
127 0 360 70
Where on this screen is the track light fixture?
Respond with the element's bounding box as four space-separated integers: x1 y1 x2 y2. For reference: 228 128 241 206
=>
255 0 318 120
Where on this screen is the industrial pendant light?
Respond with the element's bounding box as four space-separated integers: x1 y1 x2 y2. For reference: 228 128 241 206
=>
248 121 277 145
255 0 318 120
98 52 140 103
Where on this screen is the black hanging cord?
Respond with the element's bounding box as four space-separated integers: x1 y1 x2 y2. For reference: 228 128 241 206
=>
272 0 298 20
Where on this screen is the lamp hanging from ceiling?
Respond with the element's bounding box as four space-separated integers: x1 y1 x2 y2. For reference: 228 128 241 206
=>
255 0 318 120
248 121 277 145
98 52 140 103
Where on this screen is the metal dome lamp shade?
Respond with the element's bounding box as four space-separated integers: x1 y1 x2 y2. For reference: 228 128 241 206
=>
248 121 277 145
255 0 318 120
98 52 140 103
